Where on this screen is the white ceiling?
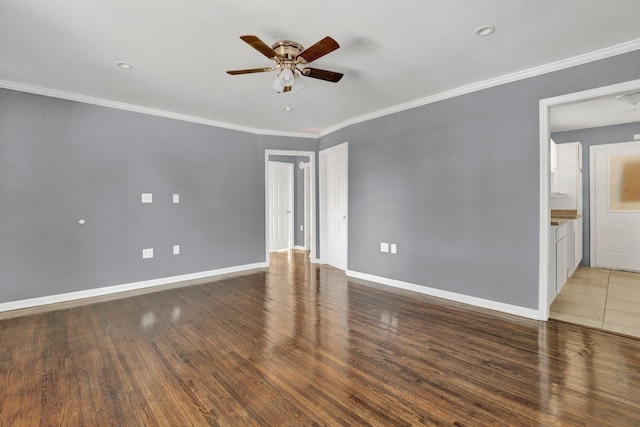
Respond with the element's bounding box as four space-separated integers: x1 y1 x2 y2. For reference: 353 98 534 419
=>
2 0 640 136
550 91 640 133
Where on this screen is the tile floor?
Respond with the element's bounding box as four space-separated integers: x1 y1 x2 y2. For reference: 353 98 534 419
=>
550 267 640 339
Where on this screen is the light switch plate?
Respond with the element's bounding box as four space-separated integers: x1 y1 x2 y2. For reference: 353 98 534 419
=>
142 248 154 259
141 193 153 203
380 242 389 253
173 194 180 204
390 244 397 254
634 134 640 140
173 245 180 255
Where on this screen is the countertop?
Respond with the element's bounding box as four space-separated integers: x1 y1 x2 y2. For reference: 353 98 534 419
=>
550 209 581 226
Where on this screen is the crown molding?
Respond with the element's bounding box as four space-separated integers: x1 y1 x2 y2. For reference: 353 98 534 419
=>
2 38 640 139
0 80 318 139
318 38 640 137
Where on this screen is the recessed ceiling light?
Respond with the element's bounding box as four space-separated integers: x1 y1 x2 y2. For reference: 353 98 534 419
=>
475 26 496 37
116 61 133 70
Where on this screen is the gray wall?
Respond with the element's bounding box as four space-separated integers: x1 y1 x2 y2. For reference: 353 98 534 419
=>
552 122 640 266
319 49 640 310
267 154 310 248
0 89 316 304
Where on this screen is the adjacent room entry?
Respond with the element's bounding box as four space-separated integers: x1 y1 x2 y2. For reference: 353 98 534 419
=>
591 140 640 272
320 142 348 270
268 161 293 251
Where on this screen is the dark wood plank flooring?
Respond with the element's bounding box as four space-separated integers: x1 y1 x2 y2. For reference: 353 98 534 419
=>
1 250 640 425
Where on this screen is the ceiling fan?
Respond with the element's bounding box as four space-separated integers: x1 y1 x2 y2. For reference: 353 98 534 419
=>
226 35 343 93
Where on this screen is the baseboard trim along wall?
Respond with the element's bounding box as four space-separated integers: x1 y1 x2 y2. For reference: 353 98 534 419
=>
346 270 540 320
0 262 268 313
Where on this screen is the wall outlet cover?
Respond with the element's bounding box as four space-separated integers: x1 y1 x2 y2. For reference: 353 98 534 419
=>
141 193 153 203
380 242 389 253
390 243 397 254
142 248 154 259
173 194 180 203
173 245 180 255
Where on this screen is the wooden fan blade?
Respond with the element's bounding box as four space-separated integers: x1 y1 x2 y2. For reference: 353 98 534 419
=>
301 68 344 83
296 36 339 63
239 35 278 59
226 67 273 75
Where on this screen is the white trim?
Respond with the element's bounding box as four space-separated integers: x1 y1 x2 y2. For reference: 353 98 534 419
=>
319 142 348 269
0 79 317 139
319 40 640 137
538 101 551 321
346 270 539 320
293 245 307 250
539 78 640 320
590 144 597 267
264 150 317 265
4 39 640 139
0 262 267 313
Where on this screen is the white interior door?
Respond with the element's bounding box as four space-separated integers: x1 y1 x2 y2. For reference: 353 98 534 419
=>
592 141 640 272
303 163 311 251
268 161 293 251
323 144 348 270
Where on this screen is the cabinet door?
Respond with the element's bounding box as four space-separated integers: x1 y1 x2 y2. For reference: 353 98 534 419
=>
556 237 568 292
574 218 582 268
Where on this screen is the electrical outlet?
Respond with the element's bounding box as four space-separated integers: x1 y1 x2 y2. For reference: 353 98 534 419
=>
390 243 397 254
173 194 180 203
173 245 180 255
142 248 154 259
141 193 153 203
634 134 640 140
300 225 303 231
380 242 389 253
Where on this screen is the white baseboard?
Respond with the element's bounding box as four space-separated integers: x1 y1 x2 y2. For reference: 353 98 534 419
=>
293 246 307 250
346 270 540 320
0 262 268 313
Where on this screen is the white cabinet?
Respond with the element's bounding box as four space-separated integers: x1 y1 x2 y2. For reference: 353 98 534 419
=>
556 223 569 293
549 222 569 301
550 141 582 211
572 217 583 272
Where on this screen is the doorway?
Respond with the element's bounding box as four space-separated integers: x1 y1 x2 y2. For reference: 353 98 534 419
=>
264 150 316 266
539 78 640 321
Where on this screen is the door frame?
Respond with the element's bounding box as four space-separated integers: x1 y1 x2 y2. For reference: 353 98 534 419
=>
264 150 316 266
267 160 294 252
303 162 311 251
589 140 640 269
538 78 640 320
319 141 348 267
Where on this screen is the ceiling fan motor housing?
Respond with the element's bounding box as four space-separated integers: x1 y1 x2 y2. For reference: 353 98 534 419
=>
271 40 306 63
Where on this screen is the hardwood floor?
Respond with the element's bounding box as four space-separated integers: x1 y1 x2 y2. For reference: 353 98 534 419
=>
2 250 640 425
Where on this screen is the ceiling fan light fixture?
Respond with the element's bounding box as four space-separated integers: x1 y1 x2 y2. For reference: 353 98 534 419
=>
291 74 306 92
271 75 286 93
281 68 294 87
